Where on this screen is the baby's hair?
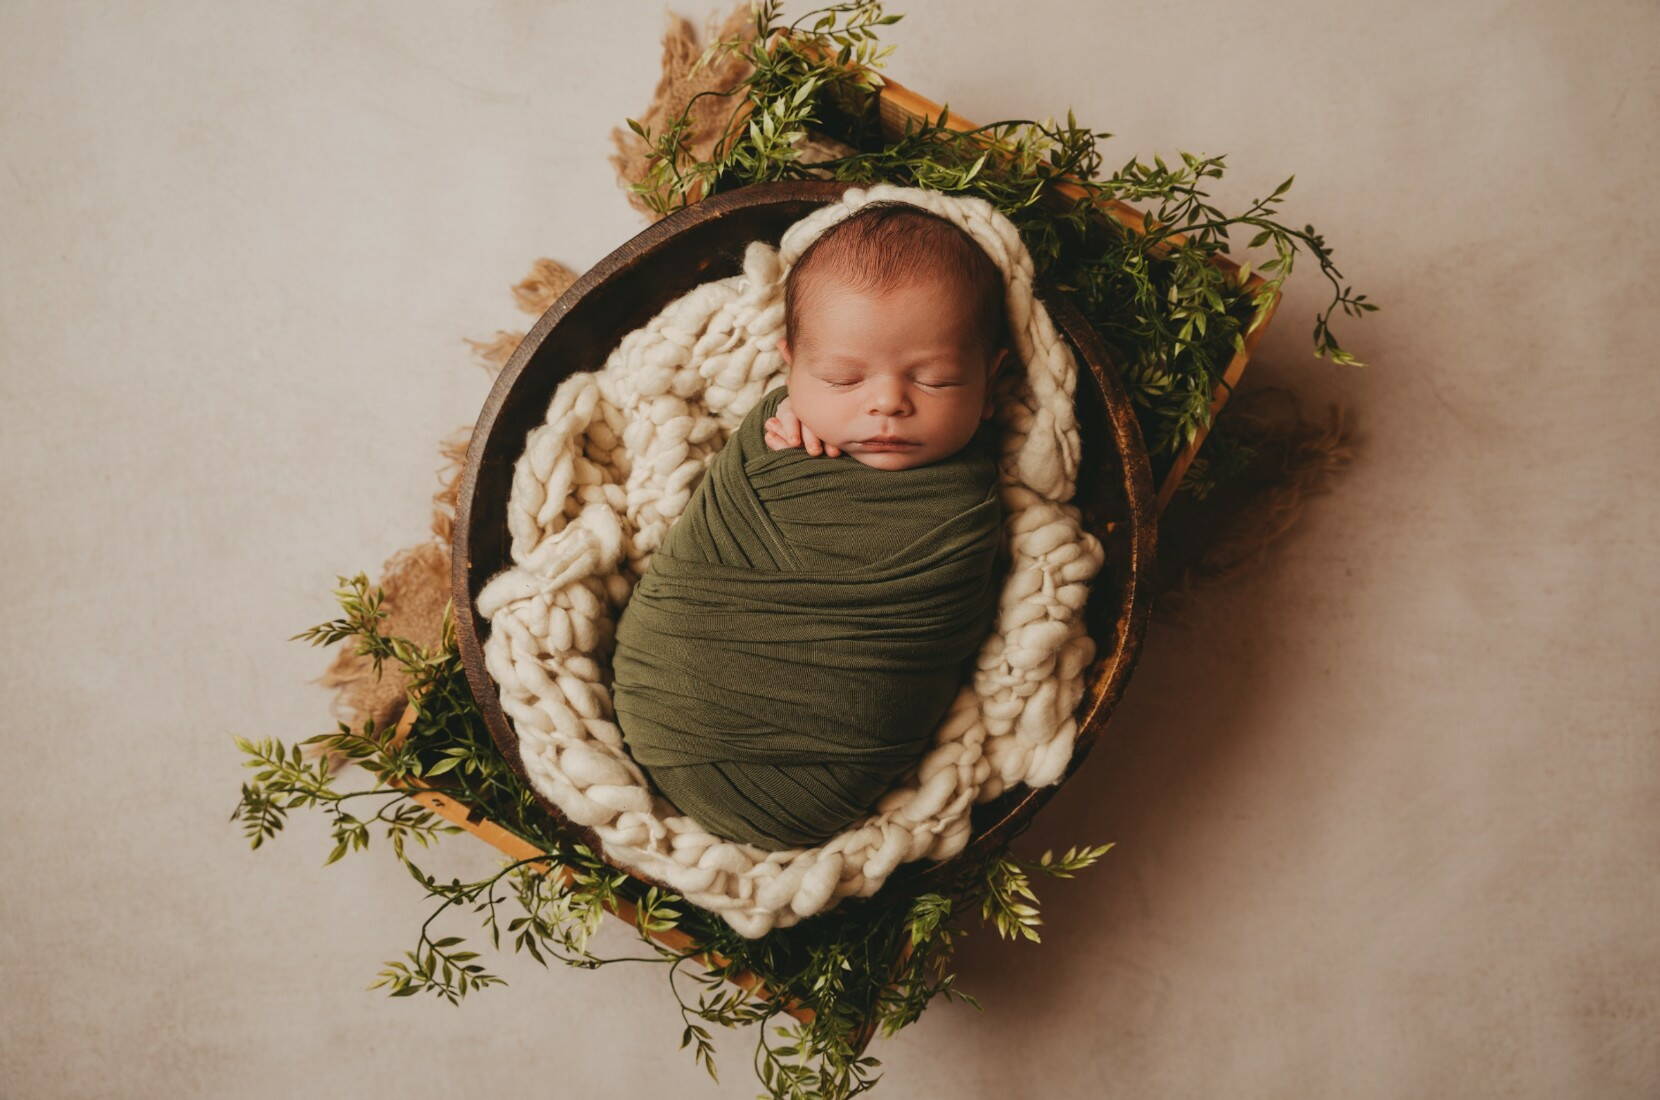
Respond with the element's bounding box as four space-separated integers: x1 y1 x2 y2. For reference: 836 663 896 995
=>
783 200 1010 372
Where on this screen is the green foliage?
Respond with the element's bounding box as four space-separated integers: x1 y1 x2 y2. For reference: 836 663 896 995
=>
230 3 1376 1093
621 0 1378 497
979 843 1116 942
231 574 1116 1098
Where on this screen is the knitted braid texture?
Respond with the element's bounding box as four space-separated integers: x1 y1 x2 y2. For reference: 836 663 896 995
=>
476 184 1105 938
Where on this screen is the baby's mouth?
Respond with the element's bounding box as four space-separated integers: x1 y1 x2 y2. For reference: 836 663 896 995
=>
857 436 918 448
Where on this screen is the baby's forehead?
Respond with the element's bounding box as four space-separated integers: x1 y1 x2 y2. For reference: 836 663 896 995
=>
798 263 974 304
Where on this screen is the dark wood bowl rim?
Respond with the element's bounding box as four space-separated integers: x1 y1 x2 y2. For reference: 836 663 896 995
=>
451 180 1157 909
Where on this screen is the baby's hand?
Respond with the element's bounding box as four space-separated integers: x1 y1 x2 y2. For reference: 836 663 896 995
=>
764 395 841 457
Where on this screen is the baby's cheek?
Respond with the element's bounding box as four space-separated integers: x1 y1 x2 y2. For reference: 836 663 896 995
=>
803 412 840 441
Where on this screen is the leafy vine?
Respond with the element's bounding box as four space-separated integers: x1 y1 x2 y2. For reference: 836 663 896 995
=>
623 0 1377 495
233 574 1113 1098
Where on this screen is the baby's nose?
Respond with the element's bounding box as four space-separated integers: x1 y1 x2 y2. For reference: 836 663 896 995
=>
868 382 911 413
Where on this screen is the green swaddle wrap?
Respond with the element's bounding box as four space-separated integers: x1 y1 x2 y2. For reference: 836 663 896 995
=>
610 383 1004 850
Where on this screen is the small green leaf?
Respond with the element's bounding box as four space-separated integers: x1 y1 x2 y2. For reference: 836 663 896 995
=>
425 755 462 777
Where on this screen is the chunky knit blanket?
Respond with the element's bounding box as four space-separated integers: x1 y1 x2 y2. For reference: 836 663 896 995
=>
609 382 1005 851
475 183 1105 938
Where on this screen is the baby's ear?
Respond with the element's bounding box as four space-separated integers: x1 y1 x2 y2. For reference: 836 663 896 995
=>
776 337 792 365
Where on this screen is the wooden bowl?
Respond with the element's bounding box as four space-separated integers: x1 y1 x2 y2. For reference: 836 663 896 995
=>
452 180 1156 904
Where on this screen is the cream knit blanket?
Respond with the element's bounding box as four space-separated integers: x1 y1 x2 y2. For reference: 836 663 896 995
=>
475 184 1105 938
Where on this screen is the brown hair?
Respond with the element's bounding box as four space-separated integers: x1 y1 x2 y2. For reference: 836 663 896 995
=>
782 200 1010 370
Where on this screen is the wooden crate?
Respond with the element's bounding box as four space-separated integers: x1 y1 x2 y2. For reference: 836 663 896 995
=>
394 53 1277 1052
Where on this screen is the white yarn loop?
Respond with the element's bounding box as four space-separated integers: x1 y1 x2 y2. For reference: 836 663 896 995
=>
478 184 1107 938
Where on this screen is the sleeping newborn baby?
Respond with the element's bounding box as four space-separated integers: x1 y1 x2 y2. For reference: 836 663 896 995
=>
609 200 1011 851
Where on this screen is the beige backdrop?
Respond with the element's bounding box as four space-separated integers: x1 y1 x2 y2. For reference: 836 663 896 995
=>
2 1 1655 1096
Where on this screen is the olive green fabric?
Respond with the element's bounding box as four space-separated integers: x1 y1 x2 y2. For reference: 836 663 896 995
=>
610 384 1004 850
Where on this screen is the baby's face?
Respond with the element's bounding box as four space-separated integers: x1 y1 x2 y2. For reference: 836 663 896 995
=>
776 274 1006 471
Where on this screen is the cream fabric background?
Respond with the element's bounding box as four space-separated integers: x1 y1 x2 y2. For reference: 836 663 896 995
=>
2 1 1654 1096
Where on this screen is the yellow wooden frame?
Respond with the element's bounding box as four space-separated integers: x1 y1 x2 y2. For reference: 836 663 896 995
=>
388 50 1278 1052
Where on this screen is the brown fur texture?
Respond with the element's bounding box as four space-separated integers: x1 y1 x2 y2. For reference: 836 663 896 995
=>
607 5 762 219
313 260 573 759
313 2 1357 752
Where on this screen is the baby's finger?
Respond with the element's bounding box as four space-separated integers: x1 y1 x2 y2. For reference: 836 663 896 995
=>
767 416 797 445
801 422 824 456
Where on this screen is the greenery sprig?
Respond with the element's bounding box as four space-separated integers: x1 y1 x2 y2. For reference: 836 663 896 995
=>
232 574 1115 1099
623 0 1378 497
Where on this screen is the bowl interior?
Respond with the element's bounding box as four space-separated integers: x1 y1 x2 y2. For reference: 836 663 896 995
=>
452 180 1156 898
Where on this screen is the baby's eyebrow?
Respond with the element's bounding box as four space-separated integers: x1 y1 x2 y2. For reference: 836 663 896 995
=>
822 352 959 367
